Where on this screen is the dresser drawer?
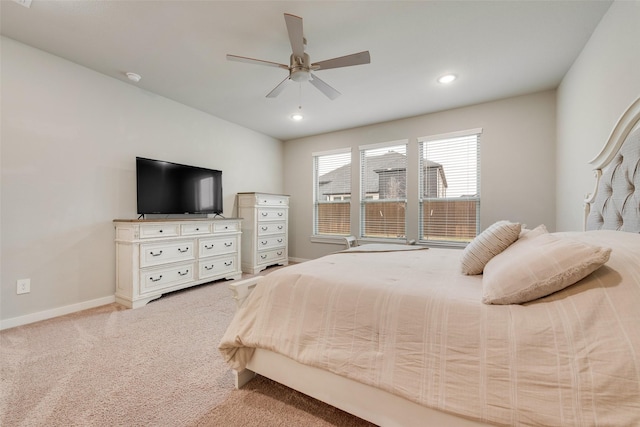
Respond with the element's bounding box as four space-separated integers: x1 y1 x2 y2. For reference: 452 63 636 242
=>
213 221 239 233
258 208 287 221
199 255 237 279
199 236 238 258
140 240 195 267
257 248 286 266
140 263 195 294
256 194 289 206
257 235 286 250
139 224 180 239
181 223 211 236
257 222 286 236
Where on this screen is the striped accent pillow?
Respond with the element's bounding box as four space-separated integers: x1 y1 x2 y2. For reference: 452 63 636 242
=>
460 220 521 275
482 233 611 304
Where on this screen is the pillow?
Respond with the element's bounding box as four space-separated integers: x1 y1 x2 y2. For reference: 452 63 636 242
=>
482 233 611 305
460 220 521 275
518 224 548 240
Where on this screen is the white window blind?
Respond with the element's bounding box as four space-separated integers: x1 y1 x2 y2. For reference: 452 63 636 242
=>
313 149 352 236
359 141 407 240
418 129 481 246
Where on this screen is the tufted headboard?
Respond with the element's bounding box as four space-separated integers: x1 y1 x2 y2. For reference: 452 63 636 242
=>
585 97 640 233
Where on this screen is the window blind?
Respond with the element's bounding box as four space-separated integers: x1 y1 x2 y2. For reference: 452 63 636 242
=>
313 149 352 236
359 141 407 240
418 130 481 246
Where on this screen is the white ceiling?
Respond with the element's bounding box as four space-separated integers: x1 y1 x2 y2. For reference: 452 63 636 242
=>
1 0 612 141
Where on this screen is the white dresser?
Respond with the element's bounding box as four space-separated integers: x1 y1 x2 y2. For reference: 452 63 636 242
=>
237 193 289 274
113 218 242 308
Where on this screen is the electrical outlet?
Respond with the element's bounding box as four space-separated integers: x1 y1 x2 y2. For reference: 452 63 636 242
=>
17 279 31 294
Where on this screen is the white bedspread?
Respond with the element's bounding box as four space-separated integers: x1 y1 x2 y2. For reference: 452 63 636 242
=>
219 230 640 426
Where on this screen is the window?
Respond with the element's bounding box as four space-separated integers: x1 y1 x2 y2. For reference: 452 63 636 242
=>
360 140 408 240
313 149 352 236
418 129 481 246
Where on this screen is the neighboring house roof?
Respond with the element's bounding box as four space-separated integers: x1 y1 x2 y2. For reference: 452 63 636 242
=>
318 161 352 196
367 151 407 195
318 151 446 196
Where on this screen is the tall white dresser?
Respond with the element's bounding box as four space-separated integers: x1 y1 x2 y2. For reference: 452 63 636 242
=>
237 193 289 274
113 218 242 308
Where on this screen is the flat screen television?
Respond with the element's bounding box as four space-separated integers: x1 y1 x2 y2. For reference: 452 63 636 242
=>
136 157 223 215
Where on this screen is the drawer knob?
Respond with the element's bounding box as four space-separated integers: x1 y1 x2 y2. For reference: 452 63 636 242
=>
159 229 163 233
278 212 283 216
261 255 267 259
178 270 189 276
278 226 283 230
205 244 214 250
150 250 163 257
178 247 189 253
150 275 163 282
225 261 232 266
261 212 268 217
205 265 214 270
225 242 233 247
261 226 268 231
261 241 268 245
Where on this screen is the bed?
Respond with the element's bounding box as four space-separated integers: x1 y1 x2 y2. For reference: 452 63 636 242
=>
219 97 640 427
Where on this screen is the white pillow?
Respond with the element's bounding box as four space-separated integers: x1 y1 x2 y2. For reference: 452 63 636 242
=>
460 220 521 275
482 233 611 305
518 224 548 240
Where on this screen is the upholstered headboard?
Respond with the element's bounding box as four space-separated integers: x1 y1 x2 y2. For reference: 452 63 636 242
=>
585 97 640 233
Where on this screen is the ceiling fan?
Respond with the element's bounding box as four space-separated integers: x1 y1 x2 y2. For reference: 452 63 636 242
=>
226 13 370 100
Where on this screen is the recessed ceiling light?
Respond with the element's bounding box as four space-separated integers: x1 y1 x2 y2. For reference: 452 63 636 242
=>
437 74 457 84
290 112 304 121
126 72 142 83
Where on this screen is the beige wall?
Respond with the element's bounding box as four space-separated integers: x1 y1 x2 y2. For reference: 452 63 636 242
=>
557 1 640 231
1 37 283 326
283 90 557 261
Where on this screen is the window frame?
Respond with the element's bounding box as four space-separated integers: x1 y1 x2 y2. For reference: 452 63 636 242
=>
358 139 409 242
417 128 482 247
312 148 353 238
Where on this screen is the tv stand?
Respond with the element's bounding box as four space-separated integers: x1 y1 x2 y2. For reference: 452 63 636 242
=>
113 218 242 308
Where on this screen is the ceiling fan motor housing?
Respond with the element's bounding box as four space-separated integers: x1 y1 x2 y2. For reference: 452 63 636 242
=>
290 53 311 82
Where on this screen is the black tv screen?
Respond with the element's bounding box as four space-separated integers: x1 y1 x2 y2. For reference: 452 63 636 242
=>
136 157 223 215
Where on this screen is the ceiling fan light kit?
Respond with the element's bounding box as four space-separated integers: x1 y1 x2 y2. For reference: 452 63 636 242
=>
227 13 370 100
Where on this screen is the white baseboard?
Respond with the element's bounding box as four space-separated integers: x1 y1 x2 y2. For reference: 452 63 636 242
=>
0 295 116 331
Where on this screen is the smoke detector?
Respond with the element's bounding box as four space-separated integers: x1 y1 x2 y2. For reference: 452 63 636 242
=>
126 72 142 83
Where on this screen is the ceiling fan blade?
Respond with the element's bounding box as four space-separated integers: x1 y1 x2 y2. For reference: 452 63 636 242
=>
312 51 371 71
309 73 341 100
284 13 305 59
226 54 289 70
266 76 292 98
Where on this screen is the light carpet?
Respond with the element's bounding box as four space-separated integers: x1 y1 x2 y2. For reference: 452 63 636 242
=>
0 280 374 426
